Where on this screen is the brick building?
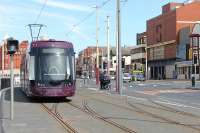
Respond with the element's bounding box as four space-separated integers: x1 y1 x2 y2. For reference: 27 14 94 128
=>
0 40 28 77
136 32 147 46
147 1 200 79
76 46 105 78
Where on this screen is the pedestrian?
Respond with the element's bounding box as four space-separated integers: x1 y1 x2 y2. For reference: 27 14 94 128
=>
83 73 87 85
99 72 104 89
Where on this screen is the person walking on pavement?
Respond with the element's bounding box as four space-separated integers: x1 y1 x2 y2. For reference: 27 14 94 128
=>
99 72 104 89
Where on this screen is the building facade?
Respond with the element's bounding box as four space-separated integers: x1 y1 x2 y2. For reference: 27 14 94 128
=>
147 1 200 79
131 32 147 77
0 40 28 77
76 46 133 77
76 46 106 78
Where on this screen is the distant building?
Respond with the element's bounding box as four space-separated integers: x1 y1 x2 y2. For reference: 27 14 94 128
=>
0 40 28 77
109 47 132 73
76 46 133 77
147 1 200 79
76 46 106 78
136 32 147 46
130 45 146 72
129 32 147 78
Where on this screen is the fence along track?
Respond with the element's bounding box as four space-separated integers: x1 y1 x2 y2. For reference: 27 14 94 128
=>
127 102 200 132
68 100 137 133
41 103 78 133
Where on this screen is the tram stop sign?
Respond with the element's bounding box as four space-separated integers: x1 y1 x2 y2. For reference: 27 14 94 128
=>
7 38 19 55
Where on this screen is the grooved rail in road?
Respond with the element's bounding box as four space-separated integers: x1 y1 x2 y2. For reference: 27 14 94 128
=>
41 103 78 133
68 100 137 133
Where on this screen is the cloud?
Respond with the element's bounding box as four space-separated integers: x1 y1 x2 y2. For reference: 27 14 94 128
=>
0 3 78 25
33 0 91 12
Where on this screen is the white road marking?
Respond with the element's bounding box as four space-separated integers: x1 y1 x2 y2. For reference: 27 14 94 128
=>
158 96 200 107
87 88 98 91
86 87 200 110
124 95 148 101
154 100 200 110
137 84 145 86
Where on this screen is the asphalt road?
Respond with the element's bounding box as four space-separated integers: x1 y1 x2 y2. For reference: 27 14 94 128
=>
79 78 200 114
1 79 200 133
77 78 200 133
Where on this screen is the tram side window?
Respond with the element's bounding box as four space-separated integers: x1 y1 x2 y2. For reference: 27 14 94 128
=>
29 56 35 80
71 56 75 80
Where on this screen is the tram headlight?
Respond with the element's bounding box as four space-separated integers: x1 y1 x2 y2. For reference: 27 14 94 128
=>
38 83 45 87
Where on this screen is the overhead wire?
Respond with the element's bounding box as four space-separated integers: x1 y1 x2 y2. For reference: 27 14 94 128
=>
121 0 128 7
34 0 48 24
66 0 112 37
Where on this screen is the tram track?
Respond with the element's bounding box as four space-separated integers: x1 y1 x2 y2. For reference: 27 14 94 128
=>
127 101 200 132
67 100 137 133
77 93 200 131
149 99 200 119
41 103 78 133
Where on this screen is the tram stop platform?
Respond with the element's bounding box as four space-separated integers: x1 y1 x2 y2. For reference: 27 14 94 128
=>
0 88 67 133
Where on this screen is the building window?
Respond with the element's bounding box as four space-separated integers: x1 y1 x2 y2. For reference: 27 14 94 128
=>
156 24 162 42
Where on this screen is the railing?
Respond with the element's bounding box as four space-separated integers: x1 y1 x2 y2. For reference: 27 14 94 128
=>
0 87 11 120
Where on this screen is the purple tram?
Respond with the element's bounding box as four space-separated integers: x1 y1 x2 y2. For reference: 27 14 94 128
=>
20 40 76 97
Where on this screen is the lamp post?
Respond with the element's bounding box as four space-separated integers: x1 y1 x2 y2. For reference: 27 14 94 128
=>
94 6 100 85
106 16 110 76
190 34 200 88
145 47 148 80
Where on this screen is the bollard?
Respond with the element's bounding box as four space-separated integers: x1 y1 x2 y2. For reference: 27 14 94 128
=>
192 76 195 87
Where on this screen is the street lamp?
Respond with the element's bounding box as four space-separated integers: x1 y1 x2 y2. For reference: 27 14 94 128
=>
145 47 148 80
190 33 200 88
6 38 19 120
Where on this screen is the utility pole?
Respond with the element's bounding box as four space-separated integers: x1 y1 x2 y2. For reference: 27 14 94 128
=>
95 6 100 85
145 47 148 80
101 49 104 72
106 16 110 76
116 0 122 95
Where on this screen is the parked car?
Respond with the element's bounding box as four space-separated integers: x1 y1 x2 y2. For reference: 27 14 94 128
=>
123 73 131 82
132 73 145 81
110 75 116 80
14 76 20 86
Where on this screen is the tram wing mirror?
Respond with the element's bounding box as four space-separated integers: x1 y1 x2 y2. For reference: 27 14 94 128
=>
7 38 19 55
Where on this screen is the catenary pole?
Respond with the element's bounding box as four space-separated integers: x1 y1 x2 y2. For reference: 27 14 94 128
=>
106 16 110 76
116 0 122 95
95 6 100 85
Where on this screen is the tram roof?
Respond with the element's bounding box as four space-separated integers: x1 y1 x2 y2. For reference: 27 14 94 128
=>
30 40 73 48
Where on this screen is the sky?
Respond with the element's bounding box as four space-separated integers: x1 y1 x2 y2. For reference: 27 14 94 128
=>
0 0 185 54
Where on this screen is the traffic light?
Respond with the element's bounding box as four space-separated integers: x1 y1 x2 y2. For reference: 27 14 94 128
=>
193 54 198 64
7 38 19 55
103 62 107 69
122 58 125 68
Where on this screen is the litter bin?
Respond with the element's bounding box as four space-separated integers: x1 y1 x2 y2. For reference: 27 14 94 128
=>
192 76 195 87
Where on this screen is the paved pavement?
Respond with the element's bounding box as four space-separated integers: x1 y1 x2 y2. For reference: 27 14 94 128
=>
0 88 67 133
1 80 200 133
